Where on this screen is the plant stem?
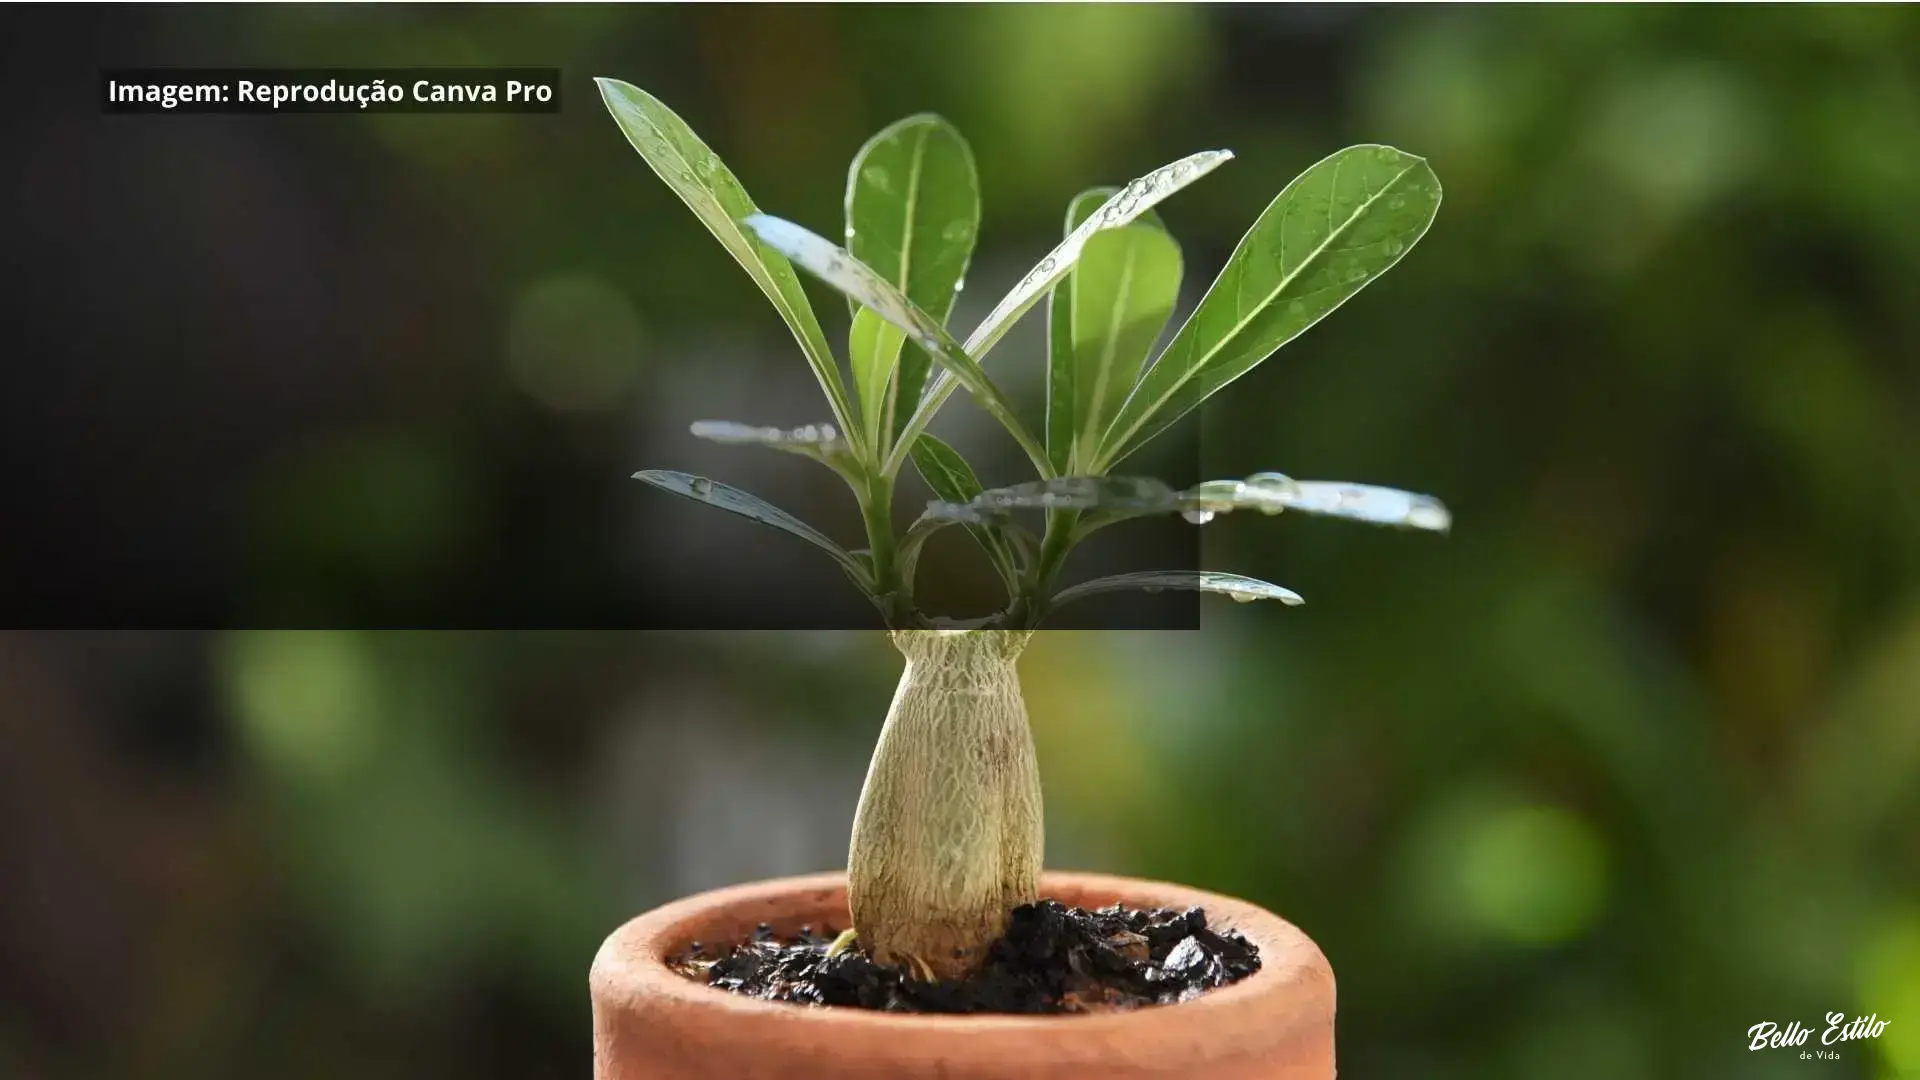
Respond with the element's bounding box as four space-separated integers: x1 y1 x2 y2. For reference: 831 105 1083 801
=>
858 476 907 626
1007 508 1080 628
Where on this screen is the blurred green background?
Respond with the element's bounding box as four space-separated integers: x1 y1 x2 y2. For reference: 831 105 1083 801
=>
3 4 1919 1079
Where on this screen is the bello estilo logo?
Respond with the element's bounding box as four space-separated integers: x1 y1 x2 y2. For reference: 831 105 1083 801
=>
1749 1012 1892 1059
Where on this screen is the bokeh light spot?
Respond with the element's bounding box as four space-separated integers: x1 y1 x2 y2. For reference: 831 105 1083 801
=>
223 631 377 785
506 274 645 412
1858 908 1920 1077
1456 802 1609 945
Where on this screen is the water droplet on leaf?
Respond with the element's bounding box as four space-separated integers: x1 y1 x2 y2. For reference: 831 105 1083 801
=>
1407 497 1452 532
1181 509 1216 525
942 220 971 243
690 477 713 497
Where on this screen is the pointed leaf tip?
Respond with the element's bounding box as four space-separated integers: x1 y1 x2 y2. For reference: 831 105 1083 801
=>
630 468 870 586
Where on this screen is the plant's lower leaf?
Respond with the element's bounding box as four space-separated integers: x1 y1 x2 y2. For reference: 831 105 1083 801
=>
1181 473 1453 531
1048 570 1304 613
632 469 871 588
689 420 852 463
929 471 1451 533
743 213 1051 475
909 434 1019 591
895 511 956 595
927 475 1179 523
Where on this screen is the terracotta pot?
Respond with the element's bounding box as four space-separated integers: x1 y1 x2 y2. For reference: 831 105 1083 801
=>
591 870 1336 1079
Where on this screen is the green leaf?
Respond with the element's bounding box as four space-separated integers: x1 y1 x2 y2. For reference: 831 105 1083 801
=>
894 147 1234 473
595 78 859 449
741 213 1052 476
895 512 957 595
689 419 849 456
927 475 1178 523
1099 144 1442 469
687 420 860 484
844 115 980 449
1046 189 1182 474
908 434 1019 591
631 469 871 588
848 308 907 452
1048 571 1304 613
926 471 1452 533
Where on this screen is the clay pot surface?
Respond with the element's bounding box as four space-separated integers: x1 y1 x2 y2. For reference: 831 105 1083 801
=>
591 870 1335 1079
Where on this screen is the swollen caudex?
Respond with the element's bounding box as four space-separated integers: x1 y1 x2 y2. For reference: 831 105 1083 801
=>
846 629 1041 979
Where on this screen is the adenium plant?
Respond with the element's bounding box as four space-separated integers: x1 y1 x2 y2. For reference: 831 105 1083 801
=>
597 77 1448 979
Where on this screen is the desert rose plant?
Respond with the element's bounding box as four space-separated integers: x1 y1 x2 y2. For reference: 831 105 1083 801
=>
597 77 1448 980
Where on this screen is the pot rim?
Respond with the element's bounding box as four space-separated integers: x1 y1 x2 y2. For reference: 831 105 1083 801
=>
591 870 1334 1045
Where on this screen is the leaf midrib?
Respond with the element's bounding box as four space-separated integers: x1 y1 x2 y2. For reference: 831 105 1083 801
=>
609 86 852 438
898 124 928 300
1077 238 1141 465
624 99 824 360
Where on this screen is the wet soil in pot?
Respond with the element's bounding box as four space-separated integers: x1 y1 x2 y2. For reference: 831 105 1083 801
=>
669 899 1262 1014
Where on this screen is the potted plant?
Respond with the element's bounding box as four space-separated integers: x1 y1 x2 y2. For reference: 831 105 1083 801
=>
590 77 1446 1079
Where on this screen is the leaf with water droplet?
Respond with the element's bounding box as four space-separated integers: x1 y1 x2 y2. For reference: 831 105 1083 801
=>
594 79 858 451
925 475 1182 523
934 469 1449 538
1046 188 1183 476
890 147 1234 474
1047 570 1304 616
1270 480 1453 531
1098 144 1442 468
689 418 852 465
741 213 1050 476
631 469 871 586
843 114 980 453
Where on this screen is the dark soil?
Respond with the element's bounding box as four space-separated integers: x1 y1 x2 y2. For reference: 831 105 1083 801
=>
671 900 1261 1014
